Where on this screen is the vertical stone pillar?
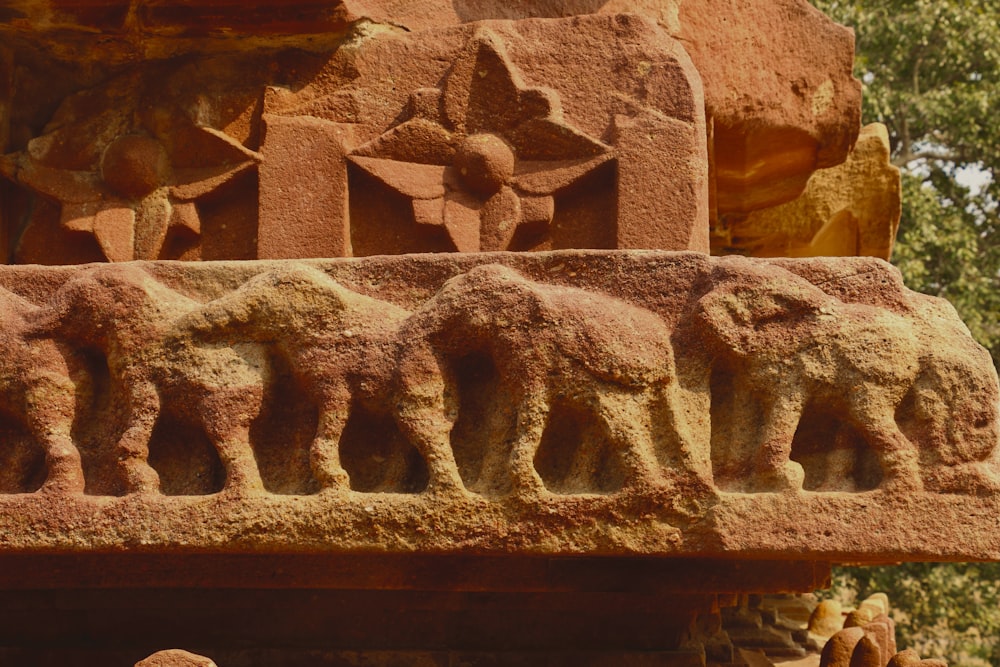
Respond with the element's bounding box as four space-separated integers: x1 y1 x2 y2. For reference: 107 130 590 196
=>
612 111 709 252
257 114 354 258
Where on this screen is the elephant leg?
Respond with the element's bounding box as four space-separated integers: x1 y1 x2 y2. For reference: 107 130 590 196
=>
27 377 85 494
115 378 162 494
658 382 713 490
311 386 352 490
506 379 550 497
394 405 464 494
200 385 265 494
393 362 465 494
750 390 805 492
851 390 922 493
593 392 662 491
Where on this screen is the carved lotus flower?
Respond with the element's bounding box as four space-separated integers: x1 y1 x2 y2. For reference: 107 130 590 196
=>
349 29 612 252
1 119 259 262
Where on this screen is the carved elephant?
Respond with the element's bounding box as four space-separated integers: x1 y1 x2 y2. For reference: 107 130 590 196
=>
393 263 707 496
693 259 1000 493
178 264 413 490
0 288 85 493
26 265 270 494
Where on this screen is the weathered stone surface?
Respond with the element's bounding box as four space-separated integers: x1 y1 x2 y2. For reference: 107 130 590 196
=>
887 648 923 667
808 600 844 639
343 0 862 213
264 16 708 254
848 635 882 667
820 627 865 667
0 1 863 264
0 251 995 560
136 649 217 667
716 124 902 259
0 57 276 263
1 14 708 261
0 1 355 64
888 650 949 667
815 609 902 667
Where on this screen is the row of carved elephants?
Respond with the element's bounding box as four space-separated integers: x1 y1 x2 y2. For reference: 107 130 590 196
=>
1 258 998 498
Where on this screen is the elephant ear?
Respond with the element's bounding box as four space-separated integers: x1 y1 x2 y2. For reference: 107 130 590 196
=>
696 280 827 356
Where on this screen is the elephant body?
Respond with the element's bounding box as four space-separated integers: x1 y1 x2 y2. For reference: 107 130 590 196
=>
393 263 704 496
694 260 1000 493
179 265 412 490
28 265 270 494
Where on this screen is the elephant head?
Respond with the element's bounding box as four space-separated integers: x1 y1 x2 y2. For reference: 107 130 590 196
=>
693 263 833 358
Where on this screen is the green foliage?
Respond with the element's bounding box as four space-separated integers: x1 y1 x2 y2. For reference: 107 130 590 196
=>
827 564 1000 667
812 0 1000 368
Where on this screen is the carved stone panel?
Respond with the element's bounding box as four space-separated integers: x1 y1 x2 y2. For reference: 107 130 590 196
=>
0 251 996 560
0 13 709 263
259 16 709 257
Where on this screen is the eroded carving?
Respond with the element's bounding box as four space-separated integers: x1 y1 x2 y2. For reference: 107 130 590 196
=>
394 263 707 496
0 288 84 493
28 265 271 494
695 257 1000 494
348 28 612 253
178 265 415 491
263 15 708 256
0 253 995 557
0 71 261 262
0 253 994 508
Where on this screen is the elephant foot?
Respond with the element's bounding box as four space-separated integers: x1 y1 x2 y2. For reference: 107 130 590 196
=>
39 473 86 495
511 470 548 500
879 471 923 495
424 474 465 497
314 466 351 491
959 463 1000 494
624 458 668 493
41 448 86 494
750 461 804 493
120 460 161 495
222 467 266 496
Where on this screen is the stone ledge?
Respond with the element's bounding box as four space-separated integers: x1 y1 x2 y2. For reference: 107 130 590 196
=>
0 250 995 561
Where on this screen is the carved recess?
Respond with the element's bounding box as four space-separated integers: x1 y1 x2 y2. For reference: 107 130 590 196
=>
259 17 709 257
0 14 708 264
0 251 996 560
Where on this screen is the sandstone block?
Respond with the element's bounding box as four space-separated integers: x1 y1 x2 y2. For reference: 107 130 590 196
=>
347 0 862 213
808 600 844 638
136 650 217 667
717 124 902 259
265 16 708 255
0 252 994 561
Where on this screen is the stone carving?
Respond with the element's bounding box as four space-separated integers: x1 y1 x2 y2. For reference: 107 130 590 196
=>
393 263 707 496
0 1 867 266
694 257 1000 494
28 265 270 494
0 71 261 263
177 265 413 491
0 288 84 493
330 0 862 214
348 28 612 253
821 627 924 667
0 252 995 559
260 15 709 257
